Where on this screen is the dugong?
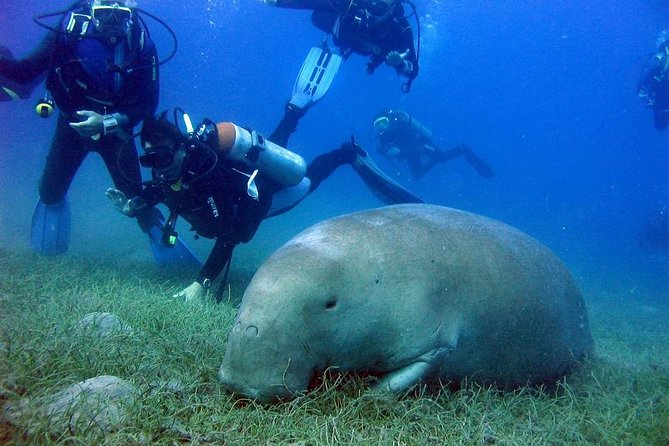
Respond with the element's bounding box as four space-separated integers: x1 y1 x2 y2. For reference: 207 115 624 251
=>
219 204 593 403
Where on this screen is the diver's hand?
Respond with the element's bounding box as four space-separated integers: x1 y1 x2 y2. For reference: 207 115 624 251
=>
69 110 104 138
105 188 135 217
386 49 409 68
173 282 206 303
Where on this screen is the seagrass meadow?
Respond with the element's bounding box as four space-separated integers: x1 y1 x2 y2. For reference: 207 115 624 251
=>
0 247 667 445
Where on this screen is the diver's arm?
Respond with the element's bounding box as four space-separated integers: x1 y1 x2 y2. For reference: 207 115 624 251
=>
0 33 54 83
391 19 419 79
195 239 236 290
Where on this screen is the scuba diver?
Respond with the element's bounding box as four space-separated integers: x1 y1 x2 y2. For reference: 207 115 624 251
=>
0 0 192 264
638 31 669 131
373 109 495 180
267 0 420 147
106 110 423 302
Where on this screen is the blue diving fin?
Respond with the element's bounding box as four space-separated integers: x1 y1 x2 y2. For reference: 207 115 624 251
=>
31 198 71 255
146 214 202 267
291 44 343 108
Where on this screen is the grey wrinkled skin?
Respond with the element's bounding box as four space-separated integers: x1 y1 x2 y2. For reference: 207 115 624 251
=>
219 204 594 404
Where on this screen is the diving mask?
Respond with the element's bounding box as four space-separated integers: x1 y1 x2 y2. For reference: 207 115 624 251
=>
91 2 132 42
92 4 132 26
373 116 391 133
141 144 186 185
364 0 393 22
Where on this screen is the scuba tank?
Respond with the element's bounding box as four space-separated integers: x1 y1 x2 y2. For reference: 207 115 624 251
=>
405 113 432 140
214 122 307 187
391 110 432 140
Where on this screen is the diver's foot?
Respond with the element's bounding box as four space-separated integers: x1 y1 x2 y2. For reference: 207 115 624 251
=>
339 141 368 165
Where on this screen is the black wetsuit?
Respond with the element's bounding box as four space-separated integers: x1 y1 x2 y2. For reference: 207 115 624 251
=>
274 0 418 79
140 144 273 288
377 111 495 180
0 4 159 229
138 118 360 290
269 0 419 146
377 113 445 180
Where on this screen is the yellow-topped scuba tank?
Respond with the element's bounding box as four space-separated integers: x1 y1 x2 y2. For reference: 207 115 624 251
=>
215 122 306 187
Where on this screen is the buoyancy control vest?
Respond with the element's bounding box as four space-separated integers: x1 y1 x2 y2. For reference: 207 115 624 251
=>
46 3 147 113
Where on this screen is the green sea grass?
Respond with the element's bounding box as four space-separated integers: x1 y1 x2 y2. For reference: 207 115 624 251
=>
0 248 667 445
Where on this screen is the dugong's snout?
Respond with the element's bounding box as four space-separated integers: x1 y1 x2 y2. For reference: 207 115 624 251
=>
218 319 314 404
217 367 299 404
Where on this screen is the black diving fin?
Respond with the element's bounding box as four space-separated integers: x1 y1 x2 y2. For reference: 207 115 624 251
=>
461 147 495 178
350 141 425 205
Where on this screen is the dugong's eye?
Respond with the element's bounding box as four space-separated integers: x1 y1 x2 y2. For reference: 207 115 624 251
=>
324 296 337 310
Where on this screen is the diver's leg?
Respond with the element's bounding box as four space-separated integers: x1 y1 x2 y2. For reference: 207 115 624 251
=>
31 114 85 254
305 144 358 193
269 102 307 147
434 144 495 178
265 178 312 218
38 114 87 204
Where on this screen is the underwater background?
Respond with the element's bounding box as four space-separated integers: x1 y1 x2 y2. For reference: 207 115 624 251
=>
1 0 669 300
0 1 669 444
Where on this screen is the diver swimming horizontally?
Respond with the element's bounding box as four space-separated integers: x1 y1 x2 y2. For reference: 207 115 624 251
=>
373 109 495 180
0 0 193 264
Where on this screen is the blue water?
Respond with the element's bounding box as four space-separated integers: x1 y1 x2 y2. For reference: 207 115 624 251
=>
1 1 667 299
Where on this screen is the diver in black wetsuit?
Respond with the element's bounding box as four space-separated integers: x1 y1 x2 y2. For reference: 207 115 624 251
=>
106 110 421 302
267 0 420 147
0 0 167 256
373 109 495 180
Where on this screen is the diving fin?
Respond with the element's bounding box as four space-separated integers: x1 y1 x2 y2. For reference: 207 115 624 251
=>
462 148 495 178
146 210 202 267
291 44 342 108
31 198 71 255
0 45 44 101
352 149 425 205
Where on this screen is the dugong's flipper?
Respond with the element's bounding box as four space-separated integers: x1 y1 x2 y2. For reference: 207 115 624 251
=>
375 346 452 393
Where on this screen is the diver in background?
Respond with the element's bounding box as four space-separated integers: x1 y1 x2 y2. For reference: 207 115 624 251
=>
107 110 423 302
0 0 194 263
638 31 669 130
373 109 495 180
638 207 669 258
267 0 420 147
